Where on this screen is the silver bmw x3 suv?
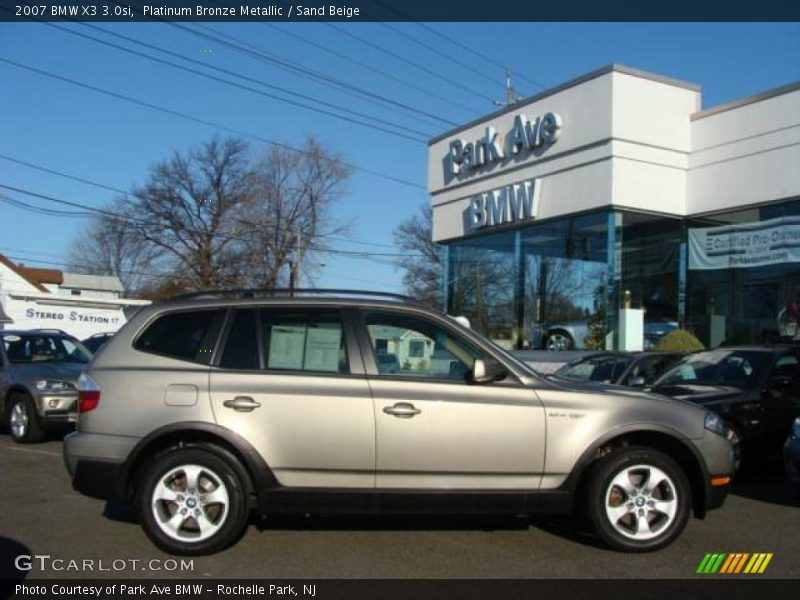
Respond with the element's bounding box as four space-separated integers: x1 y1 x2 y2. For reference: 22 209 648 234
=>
63 290 734 555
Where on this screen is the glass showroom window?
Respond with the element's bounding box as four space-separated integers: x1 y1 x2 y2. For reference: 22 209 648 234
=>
686 198 800 347
522 212 611 351
617 211 683 350
446 230 517 349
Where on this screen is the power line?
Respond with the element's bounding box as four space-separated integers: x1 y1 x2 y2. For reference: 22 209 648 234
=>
322 22 496 105
0 57 426 191
366 0 548 92
376 22 502 89
85 20 434 138
255 22 482 118
0 183 425 259
185 22 452 129
19 17 429 144
0 153 407 251
100 0 457 129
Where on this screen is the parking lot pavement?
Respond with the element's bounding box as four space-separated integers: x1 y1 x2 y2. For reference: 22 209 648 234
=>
1 434 798 581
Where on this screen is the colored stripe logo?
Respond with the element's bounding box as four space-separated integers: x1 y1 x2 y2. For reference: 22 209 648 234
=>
697 553 773 574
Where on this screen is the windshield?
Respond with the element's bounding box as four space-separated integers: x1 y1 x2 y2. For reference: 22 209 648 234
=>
556 355 633 383
2 333 92 364
655 349 770 390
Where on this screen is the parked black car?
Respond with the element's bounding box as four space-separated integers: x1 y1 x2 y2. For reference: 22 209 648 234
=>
650 346 800 471
553 351 683 387
785 417 800 484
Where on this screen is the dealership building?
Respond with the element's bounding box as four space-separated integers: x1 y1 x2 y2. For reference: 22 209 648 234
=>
429 64 800 351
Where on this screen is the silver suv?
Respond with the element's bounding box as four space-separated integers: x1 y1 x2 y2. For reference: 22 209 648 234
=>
63 291 734 555
1 329 91 443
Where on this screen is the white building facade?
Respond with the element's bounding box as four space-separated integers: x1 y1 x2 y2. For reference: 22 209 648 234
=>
429 65 800 350
0 255 151 340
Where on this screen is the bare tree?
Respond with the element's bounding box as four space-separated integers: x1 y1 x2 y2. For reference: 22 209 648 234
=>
393 204 441 307
236 137 352 289
127 136 253 291
68 205 162 294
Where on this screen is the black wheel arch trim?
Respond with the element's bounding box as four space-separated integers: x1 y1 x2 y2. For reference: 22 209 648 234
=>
118 421 279 506
559 423 715 516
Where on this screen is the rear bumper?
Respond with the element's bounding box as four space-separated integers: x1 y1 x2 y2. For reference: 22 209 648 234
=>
72 458 127 502
63 431 139 503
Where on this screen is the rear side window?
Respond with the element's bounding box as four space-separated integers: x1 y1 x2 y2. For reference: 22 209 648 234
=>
135 310 217 362
261 309 349 374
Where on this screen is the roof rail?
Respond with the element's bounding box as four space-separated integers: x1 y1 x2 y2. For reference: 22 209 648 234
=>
166 288 425 305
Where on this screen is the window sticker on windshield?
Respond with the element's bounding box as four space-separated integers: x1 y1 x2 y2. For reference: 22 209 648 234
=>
304 325 342 372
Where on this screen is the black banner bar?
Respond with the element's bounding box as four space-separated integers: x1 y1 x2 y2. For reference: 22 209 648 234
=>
3 580 800 600
1 0 799 22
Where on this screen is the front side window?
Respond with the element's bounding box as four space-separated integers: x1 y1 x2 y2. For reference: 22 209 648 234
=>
135 310 217 362
260 309 349 374
364 312 482 381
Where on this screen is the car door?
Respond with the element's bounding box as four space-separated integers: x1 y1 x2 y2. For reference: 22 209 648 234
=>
209 306 375 488
357 309 546 490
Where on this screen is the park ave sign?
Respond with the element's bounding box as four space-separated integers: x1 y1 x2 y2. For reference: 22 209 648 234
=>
468 179 540 231
446 112 562 179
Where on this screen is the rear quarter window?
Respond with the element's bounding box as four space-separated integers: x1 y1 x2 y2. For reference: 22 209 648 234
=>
135 309 218 362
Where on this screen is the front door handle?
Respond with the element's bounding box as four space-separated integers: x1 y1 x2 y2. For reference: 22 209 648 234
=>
223 396 261 412
383 402 421 418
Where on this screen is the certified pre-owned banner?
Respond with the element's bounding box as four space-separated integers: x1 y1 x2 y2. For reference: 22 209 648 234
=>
688 215 800 271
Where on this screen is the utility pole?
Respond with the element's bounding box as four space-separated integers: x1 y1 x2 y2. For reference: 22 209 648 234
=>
288 231 304 294
493 69 523 108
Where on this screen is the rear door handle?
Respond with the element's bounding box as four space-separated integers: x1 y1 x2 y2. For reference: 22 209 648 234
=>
383 402 421 418
223 396 261 412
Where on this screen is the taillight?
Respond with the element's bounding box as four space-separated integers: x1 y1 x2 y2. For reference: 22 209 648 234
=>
77 373 101 413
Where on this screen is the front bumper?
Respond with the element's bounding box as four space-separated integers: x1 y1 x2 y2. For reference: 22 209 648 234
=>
38 393 78 423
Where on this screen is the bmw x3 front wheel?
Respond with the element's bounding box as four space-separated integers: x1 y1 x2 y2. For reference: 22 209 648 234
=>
587 447 691 552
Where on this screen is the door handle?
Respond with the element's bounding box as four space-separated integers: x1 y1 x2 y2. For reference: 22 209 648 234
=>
223 396 261 412
383 402 421 418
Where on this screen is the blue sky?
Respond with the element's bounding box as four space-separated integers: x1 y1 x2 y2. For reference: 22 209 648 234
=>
1 22 799 294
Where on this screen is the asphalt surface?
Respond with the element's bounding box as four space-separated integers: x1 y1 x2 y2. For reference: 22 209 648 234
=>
1 434 798 580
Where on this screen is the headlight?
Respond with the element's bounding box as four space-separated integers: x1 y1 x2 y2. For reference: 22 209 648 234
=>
704 411 726 436
792 417 800 439
35 380 77 393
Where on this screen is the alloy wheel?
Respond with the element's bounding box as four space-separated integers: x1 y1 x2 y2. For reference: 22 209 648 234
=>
151 464 230 542
604 464 679 541
9 401 28 439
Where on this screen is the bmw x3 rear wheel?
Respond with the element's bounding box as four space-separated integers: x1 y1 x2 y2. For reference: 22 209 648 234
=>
138 447 250 555
587 447 691 552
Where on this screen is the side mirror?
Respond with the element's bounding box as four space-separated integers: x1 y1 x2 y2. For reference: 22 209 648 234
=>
470 358 507 384
628 375 646 387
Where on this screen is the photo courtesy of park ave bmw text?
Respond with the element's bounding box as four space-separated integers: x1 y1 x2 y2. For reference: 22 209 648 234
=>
1 0 799 597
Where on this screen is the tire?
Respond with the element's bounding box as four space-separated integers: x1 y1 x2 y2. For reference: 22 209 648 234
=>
586 447 691 552
724 422 744 474
546 330 574 351
137 446 250 555
6 393 46 444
